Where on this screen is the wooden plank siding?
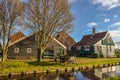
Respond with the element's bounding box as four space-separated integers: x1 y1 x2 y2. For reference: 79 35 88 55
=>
8 34 66 59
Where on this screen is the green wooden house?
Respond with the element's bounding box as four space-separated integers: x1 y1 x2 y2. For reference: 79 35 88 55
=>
74 28 115 57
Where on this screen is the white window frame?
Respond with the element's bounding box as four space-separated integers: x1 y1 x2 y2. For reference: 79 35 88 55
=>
85 46 89 51
27 48 32 53
14 47 19 53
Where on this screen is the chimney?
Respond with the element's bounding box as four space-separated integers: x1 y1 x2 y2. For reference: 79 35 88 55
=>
92 27 96 34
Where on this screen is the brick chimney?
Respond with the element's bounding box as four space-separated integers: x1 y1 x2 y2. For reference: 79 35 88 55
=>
92 27 96 35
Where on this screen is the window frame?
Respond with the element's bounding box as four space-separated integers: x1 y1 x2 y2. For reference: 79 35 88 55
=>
85 46 90 51
27 48 32 53
14 47 19 53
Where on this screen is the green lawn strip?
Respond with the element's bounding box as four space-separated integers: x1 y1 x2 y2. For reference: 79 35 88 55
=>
0 58 120 75
106 76 120 80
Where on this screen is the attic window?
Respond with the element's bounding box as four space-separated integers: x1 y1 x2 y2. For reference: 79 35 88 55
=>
35 35 39 41
90 37 93 39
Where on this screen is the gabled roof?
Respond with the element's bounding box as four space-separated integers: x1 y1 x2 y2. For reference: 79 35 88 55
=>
56 32 76 48
75 31 108 46
10 31 25 43
9 32 68 49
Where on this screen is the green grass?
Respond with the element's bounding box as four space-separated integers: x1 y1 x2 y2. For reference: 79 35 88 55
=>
106 76 120 80
0 57 120 75
115 51 120 57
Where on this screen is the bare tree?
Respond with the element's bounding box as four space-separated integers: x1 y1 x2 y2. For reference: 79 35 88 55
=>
24 0 73 61
0 0 24 62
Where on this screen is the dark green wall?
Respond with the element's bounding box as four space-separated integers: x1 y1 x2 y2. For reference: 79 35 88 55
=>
80 46 94 56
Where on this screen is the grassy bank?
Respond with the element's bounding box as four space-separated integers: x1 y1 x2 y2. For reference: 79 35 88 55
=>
106 76 120 80
0 58 120 75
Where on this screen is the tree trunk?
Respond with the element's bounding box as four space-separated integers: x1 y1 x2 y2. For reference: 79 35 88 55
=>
1 50 7 62
37 48 44 62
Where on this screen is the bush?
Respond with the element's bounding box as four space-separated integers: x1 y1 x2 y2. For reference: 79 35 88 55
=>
115 51 120 57
99 54 104 58
92 53 98 58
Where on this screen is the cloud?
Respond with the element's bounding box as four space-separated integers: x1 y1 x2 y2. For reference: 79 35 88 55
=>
92 0 120 10
109 29 120 38
69 0 77 3
108 22 120 42
87 22 98 27
104 18 110 23
109 22 120 27
114 15 118 18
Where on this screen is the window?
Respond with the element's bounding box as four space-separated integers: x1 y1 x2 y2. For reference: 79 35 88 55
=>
97 46 101 51
14 47 19 53
68 46 71 50
85 46 89 51
35 35 39 41
27 48 32 53
76 46 81 50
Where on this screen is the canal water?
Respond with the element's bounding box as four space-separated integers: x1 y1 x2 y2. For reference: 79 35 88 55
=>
1 65 120 80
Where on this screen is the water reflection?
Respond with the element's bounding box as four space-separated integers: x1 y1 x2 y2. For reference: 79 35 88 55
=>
94 66 120 79
73 72 90 80
1 66 120 80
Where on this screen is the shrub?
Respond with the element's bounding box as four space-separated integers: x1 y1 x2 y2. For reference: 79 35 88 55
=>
115 51 120 57
92 53 98 58
99 54 104 58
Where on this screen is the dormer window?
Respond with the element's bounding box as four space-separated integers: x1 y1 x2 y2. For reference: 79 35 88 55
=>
35 35 39 41
90 37 93 39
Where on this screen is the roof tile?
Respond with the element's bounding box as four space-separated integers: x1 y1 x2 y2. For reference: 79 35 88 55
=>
75 31 108 46
56 32 76 48
10 31 25 43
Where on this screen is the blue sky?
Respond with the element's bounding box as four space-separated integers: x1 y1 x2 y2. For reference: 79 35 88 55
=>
69 0 120 42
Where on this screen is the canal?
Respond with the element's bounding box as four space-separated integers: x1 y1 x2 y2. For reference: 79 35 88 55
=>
0 65 120 80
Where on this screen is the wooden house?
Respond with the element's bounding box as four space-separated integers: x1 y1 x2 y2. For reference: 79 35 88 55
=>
73 28 115 57
8 31 75 59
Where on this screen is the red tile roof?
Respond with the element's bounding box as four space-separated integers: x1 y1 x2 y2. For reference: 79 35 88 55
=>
75 31 108 46
56 32 76 48
10 31 25 43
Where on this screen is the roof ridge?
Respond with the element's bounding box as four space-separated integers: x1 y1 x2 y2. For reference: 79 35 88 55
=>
84 31 108 36
74 31 108 46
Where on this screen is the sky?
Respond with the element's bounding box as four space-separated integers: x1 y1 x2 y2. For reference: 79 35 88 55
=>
69 0 120 42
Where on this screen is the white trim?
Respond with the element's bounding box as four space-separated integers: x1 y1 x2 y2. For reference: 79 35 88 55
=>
9 33 34 47
94 31 108 45
107 31 115 45
102 31 109 40
53 38 67 49
9 33 67 49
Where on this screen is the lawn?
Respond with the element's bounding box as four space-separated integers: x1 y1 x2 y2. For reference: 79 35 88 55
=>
0 57 120 75
106 76 120 80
